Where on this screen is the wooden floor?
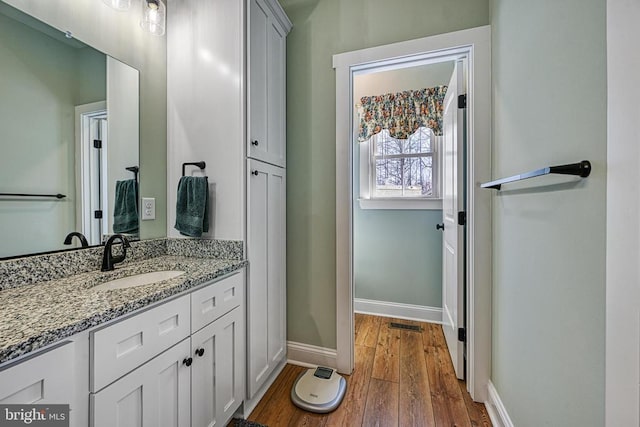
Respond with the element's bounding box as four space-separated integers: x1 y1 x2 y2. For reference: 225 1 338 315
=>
248 313 491 426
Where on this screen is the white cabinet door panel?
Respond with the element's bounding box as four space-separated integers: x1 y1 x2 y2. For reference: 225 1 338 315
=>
91 339 190 427
247 159 286 398
191 307 244 427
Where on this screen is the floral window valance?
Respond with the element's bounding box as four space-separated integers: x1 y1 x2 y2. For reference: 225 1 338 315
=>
357 86 448 141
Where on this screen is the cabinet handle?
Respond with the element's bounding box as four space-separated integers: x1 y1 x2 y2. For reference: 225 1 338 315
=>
252 170 259 176
251 140 259 146
183 357 193 367
195 348 205 357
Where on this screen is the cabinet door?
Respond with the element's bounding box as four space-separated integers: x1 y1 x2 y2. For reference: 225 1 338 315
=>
248 0 287 167
191 307 244 427
0 342 74 404
247 159 286 398
91 339 190 427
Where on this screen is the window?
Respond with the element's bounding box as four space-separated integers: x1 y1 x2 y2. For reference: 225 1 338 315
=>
371 127 437 198
358 127 441 210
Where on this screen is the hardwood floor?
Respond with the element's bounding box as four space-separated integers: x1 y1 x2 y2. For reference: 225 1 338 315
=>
248 314 491 426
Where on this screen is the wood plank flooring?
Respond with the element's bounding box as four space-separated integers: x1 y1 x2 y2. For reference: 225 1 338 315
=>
248 313 491 427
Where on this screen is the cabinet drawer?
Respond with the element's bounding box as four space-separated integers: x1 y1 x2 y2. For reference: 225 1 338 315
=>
0 342 74 404
90 295 190 392
191 272 243 333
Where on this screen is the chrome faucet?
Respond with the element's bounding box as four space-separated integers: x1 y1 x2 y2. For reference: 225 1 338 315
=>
63 232 89 248
101 234 131 272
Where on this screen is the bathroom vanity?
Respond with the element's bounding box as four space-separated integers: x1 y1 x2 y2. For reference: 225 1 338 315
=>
0 239 247 427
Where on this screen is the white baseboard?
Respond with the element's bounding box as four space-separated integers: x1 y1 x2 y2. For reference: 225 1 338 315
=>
354 298 442 323
287 341 337 369
485 381 514 427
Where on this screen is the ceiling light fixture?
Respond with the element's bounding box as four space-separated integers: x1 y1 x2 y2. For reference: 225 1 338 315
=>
102 0 131 11
140 0 166 36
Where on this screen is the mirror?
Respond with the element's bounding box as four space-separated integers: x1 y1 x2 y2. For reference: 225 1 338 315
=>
0 2 140 258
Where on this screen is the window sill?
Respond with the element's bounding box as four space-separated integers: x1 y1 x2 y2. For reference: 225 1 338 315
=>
357 198 443 210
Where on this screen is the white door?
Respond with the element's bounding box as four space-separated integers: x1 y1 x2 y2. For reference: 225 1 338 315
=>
441 60 466 379
91 339 191 427
248 0 287 167
246 159 286 398
191 307 244 427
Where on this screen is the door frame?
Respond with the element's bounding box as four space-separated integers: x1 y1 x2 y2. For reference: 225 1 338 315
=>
333 25 492 401
75 101 107 245
605 0 640 423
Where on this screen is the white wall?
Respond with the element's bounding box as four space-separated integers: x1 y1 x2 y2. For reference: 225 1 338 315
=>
107 56 139 234
605 0 640 424
167 0 245 240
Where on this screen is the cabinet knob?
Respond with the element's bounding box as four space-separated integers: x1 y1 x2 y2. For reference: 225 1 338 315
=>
252 170 259 176
251 140 259 146
436 223 445 231
195 348 205 357
183 357 193 367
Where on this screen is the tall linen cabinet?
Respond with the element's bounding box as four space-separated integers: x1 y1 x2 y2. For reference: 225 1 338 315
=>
246 0 291 402
167 0 291 415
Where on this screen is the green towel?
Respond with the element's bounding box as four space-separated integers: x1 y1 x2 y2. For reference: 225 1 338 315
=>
113 179 139 234
174 176 209 237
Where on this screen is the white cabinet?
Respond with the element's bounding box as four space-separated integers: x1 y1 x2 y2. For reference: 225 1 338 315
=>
191 307 244 427
91 272 245 427
247 159 286 398
0 342 74 405
91 339 191 427
248 0 288 167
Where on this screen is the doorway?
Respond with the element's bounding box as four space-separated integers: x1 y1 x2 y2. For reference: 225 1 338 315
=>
75 101 108 245
351 59 459 361
333 26 492 401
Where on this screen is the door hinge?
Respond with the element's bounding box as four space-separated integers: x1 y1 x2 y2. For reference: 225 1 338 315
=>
458 327 466 342
457 211 466 226
93 139 102 149
94 210 103 219
457 94 467 109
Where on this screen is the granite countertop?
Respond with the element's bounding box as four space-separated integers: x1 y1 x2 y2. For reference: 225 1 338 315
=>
0 254 247 364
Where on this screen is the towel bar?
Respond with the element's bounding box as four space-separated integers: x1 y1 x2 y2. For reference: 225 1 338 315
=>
481 160 591 190
0 193 66 199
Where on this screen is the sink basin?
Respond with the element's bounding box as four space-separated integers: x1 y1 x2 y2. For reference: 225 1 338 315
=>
92 270 185 291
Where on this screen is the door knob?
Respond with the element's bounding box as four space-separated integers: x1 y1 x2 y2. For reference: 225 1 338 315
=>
436 223 444 231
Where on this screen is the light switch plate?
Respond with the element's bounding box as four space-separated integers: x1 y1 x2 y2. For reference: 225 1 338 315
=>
142 197 155 220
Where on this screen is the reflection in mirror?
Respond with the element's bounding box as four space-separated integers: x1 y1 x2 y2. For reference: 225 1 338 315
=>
0 2 140 258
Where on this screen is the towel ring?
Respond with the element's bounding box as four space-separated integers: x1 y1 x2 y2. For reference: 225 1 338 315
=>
182 161 206 177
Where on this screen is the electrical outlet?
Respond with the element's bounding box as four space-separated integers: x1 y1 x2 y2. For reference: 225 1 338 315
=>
142 197 155 220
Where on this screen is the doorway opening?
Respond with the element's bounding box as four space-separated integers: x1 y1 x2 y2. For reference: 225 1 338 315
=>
333 26 491 401
75 101 108 246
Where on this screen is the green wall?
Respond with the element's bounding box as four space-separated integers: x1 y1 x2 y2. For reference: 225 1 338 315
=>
354 208 443 306
281 0 490 348
491 0 606 424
